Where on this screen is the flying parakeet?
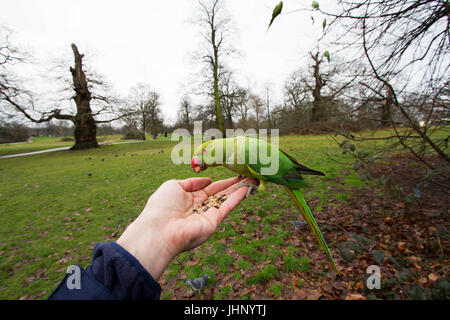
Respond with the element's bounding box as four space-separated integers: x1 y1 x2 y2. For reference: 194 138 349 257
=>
324 50 331 62
191 136 339 274
268 1 283 30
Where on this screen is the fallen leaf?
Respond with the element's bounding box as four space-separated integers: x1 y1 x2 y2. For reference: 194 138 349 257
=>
355 281 365 289
397 241 407 251
306 289 322 300
56 257 71 264
428 273 438 282
293 288 307 299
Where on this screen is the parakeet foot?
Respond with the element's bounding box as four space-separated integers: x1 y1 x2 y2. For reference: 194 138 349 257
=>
258 180 267 193
237 182 259 199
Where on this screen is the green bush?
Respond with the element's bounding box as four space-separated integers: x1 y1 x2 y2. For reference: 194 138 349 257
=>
122 131 143 140
0 123 29 144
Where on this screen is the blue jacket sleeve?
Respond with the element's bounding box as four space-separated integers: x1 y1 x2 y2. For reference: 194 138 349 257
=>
48 242 161 300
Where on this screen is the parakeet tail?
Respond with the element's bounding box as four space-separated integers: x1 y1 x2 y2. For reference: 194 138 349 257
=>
284 187 339 274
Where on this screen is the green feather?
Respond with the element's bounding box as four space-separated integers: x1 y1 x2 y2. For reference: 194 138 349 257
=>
284 187 339 274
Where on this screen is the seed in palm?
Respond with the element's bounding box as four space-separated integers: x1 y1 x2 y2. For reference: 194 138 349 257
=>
193 194 228 214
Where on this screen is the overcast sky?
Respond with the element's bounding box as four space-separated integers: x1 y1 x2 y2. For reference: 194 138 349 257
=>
1 0 335 125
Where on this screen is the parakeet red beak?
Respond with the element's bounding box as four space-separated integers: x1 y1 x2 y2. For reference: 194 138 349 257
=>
191 157 207 173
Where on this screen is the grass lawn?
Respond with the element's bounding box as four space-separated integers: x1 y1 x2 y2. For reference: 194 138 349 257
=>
0 130 447 300
0 135 145 157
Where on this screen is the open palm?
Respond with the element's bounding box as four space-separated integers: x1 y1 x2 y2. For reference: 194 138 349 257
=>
117 176 256 280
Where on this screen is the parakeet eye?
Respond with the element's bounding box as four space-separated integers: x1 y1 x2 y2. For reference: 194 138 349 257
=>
203 148 207 155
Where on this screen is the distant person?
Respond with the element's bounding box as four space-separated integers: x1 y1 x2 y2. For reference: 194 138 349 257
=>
48 177 256 300
164 132 168 139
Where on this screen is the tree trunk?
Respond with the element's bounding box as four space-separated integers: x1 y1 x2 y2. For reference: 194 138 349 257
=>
311 52 324 122
225 114 233 129
266 88 271 129
213 65 225 136
141 107 147 141
72 115 98 150
256 109 260 131
380 84 393 127
152 116 158 139
69 44 98 150
142 123 146 141
211 28 225 137
184 104 190 132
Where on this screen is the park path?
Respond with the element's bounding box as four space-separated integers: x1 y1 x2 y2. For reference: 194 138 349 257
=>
0 141 146 159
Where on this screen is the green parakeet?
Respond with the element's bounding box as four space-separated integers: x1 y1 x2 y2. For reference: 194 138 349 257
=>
268 1 283 30
324 50 331 62
191 136 339 274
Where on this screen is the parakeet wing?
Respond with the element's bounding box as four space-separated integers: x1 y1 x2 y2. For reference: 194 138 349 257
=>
242 138 313 189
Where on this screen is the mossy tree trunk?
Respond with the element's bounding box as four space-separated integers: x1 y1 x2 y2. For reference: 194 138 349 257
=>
311 52 325 122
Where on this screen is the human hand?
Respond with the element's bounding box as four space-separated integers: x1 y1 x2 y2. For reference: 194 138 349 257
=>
117 176 257 280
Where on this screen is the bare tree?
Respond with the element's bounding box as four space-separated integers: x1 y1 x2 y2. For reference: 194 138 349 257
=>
308 51 359 123
119 104 141 139
147 92 163 139
177 95 193 132
66 44 100 149
0 26 29 119
128 83 151 140
219 69 244 129
0 33 125 149
234 87 250 126
127 83 162 140
282 50 359 129
284 70 311 111
265 87 272 129
322 0 450 167
249 93 264 131
310 51 326 122
195 0 235 136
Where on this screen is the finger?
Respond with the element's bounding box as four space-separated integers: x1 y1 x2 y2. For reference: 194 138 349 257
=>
178 177 212 192
202 177 241 196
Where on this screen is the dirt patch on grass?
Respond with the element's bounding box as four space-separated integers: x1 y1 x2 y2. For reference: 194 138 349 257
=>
369 153 449 215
